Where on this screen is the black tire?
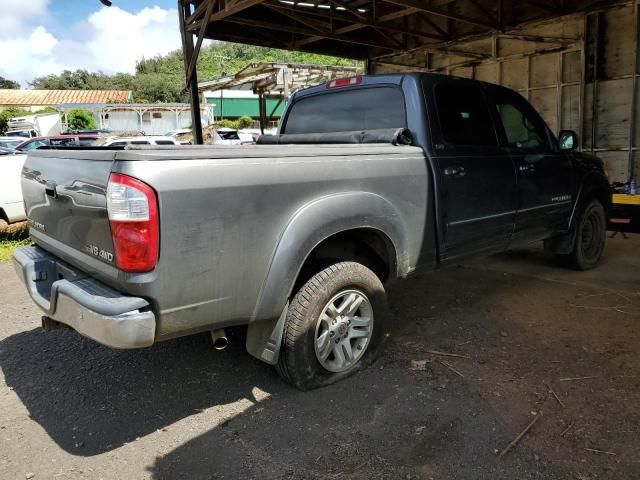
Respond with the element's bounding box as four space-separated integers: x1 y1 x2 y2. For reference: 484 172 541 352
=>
276 261 388 390
563 199 606 270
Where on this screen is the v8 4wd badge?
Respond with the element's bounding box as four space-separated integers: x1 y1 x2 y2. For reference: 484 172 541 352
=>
85 244 114 262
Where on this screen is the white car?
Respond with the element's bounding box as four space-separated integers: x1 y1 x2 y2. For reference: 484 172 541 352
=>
0 150 27 224
95 136 180 147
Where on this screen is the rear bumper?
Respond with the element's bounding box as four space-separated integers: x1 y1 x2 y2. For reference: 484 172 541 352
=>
12 245 156 349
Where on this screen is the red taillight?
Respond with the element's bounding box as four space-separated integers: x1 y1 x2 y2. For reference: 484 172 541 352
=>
107 173 159 273
326 75 362 89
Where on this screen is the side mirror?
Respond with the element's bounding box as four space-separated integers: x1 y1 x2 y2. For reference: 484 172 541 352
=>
558 130 578 151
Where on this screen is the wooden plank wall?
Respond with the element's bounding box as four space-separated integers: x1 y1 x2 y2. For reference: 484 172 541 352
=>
371 3 640 183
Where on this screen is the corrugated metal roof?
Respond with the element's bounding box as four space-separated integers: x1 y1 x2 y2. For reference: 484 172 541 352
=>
0 89 131 106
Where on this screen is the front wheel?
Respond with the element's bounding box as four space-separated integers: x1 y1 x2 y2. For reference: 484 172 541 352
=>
562 199 606 270
276 261 388 390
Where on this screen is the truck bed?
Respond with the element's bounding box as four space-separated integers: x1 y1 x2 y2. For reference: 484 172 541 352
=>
22 142 429 341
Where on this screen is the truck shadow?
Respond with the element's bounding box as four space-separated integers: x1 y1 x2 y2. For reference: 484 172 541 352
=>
0 327 286 456
0 266 514 462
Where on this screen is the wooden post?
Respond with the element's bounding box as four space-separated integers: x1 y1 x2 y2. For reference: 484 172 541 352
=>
258 90 266 134
178 0 204 145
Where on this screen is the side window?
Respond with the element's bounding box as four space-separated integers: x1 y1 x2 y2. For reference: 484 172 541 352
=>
130 140 150 145
435 83 497 146
155 140 175 145
492 91 549 150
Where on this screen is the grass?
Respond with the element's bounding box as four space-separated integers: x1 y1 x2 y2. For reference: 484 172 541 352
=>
0 221 30 261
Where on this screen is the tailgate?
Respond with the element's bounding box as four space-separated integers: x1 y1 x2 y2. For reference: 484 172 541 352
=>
22 149 117 274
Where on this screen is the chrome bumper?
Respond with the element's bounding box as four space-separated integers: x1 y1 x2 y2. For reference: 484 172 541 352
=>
13 245 155 349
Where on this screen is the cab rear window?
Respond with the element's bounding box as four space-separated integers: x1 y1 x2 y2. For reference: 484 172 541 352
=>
283 87 406 134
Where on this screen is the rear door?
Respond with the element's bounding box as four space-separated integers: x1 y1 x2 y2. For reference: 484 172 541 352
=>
425 77 518 261
486 85 574 242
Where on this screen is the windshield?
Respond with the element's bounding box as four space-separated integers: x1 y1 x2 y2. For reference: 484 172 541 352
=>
19 139 49 151
6 131 31 138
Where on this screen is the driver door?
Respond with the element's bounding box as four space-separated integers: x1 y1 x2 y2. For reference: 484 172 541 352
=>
486 85 574 243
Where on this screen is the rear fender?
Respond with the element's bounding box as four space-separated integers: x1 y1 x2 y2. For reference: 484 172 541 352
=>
251 191 409 323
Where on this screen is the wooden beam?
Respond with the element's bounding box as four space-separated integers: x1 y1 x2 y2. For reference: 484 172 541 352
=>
185 0 216 90
467 0 500 29
414 11 449 38
328 0 367 22
178 0 203 145
518 0 562 14
223 16 400 50
186 0 214 24
187 0 265 30
381 0 499 30
263 3 331 32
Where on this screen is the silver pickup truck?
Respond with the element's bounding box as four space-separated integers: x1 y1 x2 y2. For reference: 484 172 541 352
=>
14 73 610 390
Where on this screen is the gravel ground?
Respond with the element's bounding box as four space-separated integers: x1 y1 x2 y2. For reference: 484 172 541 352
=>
0 236 639 480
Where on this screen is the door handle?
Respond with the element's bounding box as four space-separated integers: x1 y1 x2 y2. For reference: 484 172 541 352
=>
444 166 466 177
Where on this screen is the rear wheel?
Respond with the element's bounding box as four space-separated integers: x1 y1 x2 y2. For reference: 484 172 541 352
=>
276 261 388 390
562 199 606 270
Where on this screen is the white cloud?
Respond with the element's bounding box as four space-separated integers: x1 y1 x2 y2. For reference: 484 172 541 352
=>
0 0 49 36
85 6 182 73
0 3 183 85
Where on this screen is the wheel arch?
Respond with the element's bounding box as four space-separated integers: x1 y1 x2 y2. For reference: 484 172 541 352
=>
569 173 612 229
250 192 410 323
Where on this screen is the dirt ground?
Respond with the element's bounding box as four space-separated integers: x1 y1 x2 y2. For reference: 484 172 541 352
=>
0 236 639 480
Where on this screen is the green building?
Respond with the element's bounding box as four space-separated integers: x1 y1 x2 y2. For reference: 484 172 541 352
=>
203 90 285 128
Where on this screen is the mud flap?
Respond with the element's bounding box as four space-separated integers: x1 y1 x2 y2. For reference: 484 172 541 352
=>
245 302 288 365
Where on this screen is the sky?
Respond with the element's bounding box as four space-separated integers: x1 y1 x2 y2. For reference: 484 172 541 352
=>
0 0 185 86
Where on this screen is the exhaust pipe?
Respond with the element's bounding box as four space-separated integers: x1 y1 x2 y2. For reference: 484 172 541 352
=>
41 316 69 331
211 329 229 350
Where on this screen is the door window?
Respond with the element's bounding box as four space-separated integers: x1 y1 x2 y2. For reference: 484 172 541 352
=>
435 83 497 146
491 90 549 151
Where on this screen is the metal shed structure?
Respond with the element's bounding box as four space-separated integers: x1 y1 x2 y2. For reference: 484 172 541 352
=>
179 0 639 182
198 62 362 132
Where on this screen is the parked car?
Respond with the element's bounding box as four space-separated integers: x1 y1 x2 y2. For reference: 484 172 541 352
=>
0 151 27 224
95 135 179 147
0 136 25 151
164 129 192 145
14 73 610 390
164 128 191 138
15 135 100 152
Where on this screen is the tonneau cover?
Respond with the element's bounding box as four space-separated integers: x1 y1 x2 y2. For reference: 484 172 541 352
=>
256 128 413 146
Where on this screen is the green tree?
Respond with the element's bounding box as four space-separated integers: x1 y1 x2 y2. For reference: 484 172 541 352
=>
131 73 187 103
0 107 32 135
0 76 20 89
27 42 360 103
66 108 97 131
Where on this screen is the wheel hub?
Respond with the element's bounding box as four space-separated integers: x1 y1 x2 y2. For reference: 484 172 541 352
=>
314 290 374 373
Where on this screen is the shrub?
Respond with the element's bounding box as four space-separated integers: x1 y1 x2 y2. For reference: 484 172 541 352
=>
66 108 97 131
237 115 254 129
